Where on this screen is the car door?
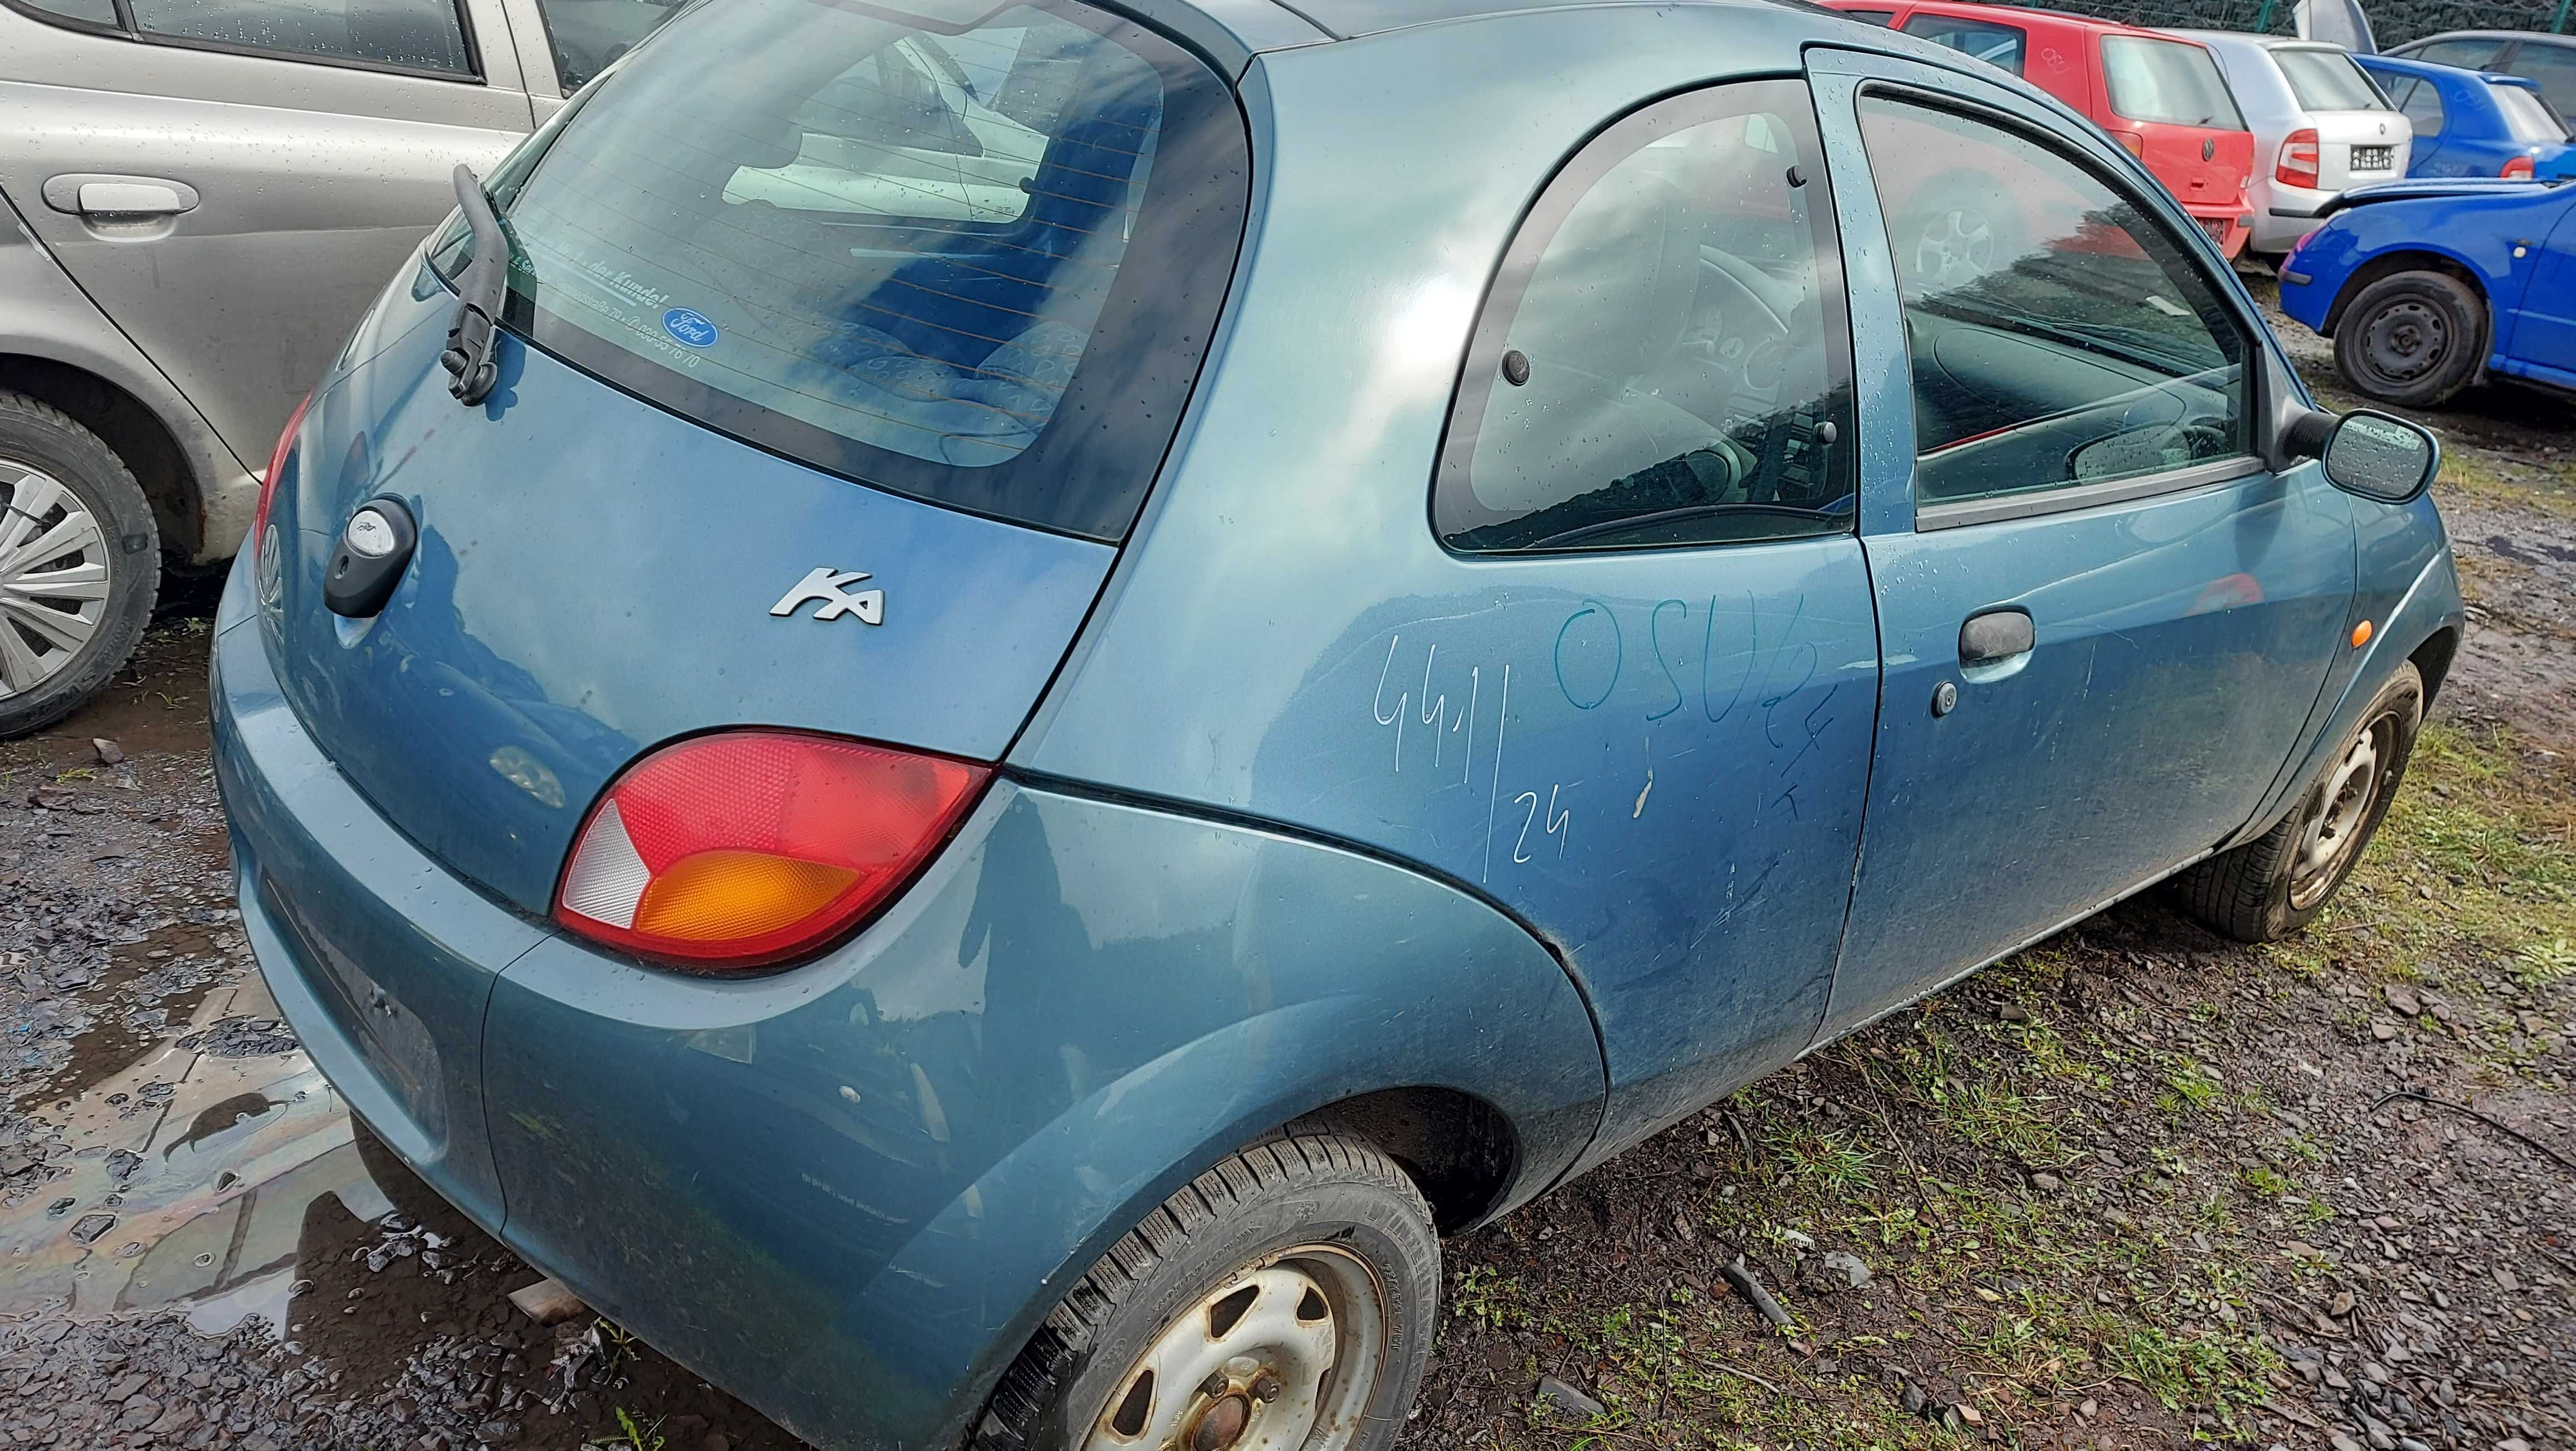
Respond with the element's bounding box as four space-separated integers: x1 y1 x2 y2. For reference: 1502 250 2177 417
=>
2379 73 2453 174
1411 78 1880 1146
2500 195 2576 379
1805 50 2353 1034
0 0 532 472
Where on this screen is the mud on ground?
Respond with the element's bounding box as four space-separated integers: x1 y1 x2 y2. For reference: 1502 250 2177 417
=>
3 333 2572 1451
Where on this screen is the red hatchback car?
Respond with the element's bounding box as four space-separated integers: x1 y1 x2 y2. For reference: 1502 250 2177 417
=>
1823 0 2258 256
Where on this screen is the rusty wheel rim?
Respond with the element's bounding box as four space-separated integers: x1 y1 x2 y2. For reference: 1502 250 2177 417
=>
1085 1246 1385 1451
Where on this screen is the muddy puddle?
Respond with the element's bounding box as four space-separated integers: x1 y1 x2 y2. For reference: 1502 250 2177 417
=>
0 966 398 1340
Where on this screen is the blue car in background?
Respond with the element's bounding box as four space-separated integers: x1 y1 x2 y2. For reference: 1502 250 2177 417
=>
2354 53 2576 181
211 0 2464 1445
2281 177 2576 405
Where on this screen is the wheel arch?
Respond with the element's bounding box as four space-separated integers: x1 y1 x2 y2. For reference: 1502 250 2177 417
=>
0 352 209 566
2320 249 2490 337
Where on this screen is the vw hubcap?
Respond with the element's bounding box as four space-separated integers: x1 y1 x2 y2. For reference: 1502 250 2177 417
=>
2290 717 2389 909
1086 1250 1384 1451
1915 208 1998 289
0 464 113 699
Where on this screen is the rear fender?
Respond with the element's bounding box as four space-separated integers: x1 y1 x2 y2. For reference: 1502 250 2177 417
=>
483 782 1605 1451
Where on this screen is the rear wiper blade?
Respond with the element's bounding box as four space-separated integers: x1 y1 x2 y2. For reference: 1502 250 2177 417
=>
441 164 508 406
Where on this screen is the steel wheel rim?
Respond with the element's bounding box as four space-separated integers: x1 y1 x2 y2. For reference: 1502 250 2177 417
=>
1915 207 1998 289
2361 299 2446 384
1084 1247 1385 1451
0 461 113 699
2290 713 2391 909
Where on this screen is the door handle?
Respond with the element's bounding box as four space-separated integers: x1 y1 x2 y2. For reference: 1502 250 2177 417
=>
40 174 201 219
1958 608 2035 668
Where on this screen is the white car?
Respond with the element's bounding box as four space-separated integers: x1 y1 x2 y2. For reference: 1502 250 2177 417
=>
2177 31 2412 258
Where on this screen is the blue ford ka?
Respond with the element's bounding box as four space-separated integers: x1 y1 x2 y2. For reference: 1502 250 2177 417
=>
210 0 2465 1445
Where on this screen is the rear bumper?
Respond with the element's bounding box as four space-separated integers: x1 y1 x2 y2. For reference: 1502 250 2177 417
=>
2182 201 2254 259
212 562 1603 1451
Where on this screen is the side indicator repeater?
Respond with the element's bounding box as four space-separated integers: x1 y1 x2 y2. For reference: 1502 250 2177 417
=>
2351 621 2374 649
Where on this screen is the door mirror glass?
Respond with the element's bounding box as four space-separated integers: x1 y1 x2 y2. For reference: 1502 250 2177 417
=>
2321 410 2439 503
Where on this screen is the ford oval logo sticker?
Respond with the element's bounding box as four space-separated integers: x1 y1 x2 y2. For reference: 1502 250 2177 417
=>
662 308 719 349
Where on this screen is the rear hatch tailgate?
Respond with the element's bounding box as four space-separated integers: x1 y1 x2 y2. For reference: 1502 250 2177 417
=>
262 0 1248 920
270 308 1114 916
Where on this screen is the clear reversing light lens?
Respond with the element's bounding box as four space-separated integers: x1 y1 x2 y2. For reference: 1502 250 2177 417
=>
555 730 990 970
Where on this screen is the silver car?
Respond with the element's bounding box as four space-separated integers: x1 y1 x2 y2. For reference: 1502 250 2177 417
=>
2176 31 2412 259
0 0 680 734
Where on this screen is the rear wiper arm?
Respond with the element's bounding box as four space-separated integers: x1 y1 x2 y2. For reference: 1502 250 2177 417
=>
441 164 508 406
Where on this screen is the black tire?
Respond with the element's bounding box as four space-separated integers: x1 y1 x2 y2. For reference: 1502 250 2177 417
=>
0 391 160 739
2178 662 2423 943
2333 271 2485 408
972 1129 1440 1451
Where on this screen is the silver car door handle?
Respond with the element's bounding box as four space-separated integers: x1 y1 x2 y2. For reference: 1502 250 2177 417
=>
40 175 201 218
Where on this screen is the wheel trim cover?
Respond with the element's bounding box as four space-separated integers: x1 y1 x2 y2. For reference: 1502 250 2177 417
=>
0 462 113 699
1915 207 1998 289
1086 1250 1385 1451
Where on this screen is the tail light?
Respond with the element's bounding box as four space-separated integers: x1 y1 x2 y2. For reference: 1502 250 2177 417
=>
2502 155 2536 181
2276 129 2321 188
252 390 314 564
2111 130 2146 159
555 731 990 970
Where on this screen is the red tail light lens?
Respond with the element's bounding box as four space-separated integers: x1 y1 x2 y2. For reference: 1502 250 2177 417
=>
253 389 314 563
555 731 991 970
2502 155 2536 181
2276 129 2321 188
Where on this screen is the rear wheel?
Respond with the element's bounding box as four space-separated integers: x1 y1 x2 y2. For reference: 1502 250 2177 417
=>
973 1129 1440 1451
2178 662 2422 942
0 391 160 739
2333 271 2485 408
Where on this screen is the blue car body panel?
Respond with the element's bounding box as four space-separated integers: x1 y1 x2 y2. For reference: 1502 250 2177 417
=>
2280 179 2576 395
217 546 1602 1448
208 2 2467 1448
2353 55 2576 182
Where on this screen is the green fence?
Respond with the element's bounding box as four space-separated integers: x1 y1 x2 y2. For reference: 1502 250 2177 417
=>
1986 0 2570 41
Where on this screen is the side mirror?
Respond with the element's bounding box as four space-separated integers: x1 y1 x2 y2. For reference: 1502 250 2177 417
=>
2284 407 2440 504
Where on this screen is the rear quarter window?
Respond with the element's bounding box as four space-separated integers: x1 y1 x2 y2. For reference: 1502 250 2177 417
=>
435 0 1248 542
2101 36 2247 130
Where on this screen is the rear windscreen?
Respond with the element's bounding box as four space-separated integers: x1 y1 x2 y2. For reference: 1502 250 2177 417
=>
2102 37 2247 129
2494 83 2571 142
432 0 1247 541
2273 47 2388 112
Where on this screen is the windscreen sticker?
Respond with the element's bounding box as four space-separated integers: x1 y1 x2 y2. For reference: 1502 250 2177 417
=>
662 308 720 349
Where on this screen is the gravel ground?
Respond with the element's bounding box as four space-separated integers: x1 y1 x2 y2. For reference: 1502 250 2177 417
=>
3 321 2572 1451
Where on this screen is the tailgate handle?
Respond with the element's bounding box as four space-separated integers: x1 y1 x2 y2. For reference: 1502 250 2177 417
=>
42 175 201 218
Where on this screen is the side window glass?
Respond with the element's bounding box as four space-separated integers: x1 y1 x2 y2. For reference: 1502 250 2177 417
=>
2511 47 2576 119
2399 79 2446 137
123 0 472 72
1435 80 1856 554
727 35 1053 223
22 0 119 24
1899 16 2028 77
533 0 685 91
2410 39 2502 71
1856 95 2251 509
